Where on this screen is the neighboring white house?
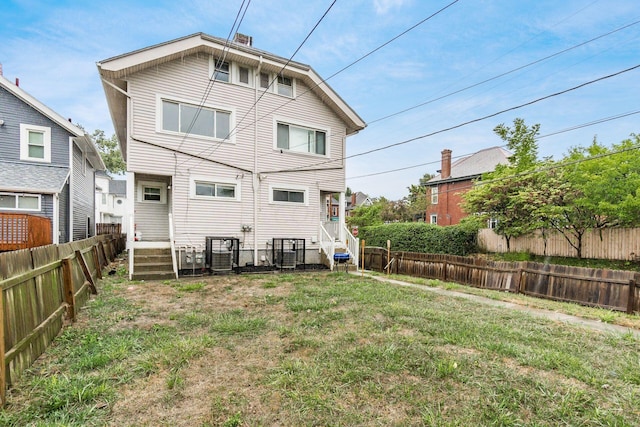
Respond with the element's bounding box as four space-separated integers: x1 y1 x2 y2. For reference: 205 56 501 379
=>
97 32 365 277
95 171 128 225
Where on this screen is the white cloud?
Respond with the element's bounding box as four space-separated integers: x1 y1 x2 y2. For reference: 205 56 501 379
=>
373 0 410 15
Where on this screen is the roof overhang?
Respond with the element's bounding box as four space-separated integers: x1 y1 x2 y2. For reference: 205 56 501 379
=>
97 32 366 158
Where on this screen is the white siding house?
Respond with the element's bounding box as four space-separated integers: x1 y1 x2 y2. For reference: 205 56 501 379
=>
97 33 365 277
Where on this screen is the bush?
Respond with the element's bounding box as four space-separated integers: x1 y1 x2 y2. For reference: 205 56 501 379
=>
359 222 478 256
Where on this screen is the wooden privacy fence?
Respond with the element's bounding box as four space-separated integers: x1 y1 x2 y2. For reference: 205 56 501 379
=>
364 247 639 314
0 213 52 252
0 234 126 407
478 228 640 261
96 223 122 235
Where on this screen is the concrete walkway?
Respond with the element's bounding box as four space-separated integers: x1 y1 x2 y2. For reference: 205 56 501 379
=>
356 272 640 338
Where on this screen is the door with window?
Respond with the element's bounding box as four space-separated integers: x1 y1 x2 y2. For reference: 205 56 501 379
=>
135 178 170 241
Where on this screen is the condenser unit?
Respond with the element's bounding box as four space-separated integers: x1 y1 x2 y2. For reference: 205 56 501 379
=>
272 238 305 270
205 237 240 272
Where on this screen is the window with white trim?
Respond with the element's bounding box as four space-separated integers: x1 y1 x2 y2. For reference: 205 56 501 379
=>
259 72 270 89
212 59 230 82
238 66 252 86
488 218 498 229
161 99 231 140
138 181 167 204
276 122 326 156
430 214 437 225
430 187 439 204
195 181 236 199
0 193 41 211
270 186 307 205
20 124 51 162
277 75 293 97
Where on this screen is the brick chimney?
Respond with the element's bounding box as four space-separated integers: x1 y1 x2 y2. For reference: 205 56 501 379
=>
440 149 452 179
233 33 253 46
351 193 356 206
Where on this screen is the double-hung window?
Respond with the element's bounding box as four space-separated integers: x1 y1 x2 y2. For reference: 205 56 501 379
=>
277 122 326 156
20 124 51 162
212 59 230 82
277 75 293 97
0 193 40 211
430 187 439 204
161 99 231 140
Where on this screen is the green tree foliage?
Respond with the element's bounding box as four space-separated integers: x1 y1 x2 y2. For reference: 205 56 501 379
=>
463 119 543 250
348 199 385 228
92 130 126 174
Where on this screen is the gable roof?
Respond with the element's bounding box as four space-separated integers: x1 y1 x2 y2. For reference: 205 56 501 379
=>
0 75 106 171
427 146 511 185
97 32 366 157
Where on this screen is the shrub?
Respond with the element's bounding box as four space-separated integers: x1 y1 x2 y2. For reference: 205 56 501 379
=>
359 222 478 255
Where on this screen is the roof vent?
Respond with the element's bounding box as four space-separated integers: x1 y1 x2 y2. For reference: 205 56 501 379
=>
233 33 253 46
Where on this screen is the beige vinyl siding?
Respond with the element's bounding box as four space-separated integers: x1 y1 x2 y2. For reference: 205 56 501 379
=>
135 174 170 241
126 53 349 250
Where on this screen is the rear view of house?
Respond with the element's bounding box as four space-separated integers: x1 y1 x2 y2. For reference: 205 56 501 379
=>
0 72 105 249
97 33 365 278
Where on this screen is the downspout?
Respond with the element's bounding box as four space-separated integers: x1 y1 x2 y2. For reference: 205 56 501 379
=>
253 56 263 265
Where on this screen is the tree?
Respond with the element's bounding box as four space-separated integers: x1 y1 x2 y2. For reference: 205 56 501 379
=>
92 130 126 174
406 172 433 221
462 119 543 250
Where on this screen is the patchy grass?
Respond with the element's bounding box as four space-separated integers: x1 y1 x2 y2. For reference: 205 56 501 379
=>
1 271 639 426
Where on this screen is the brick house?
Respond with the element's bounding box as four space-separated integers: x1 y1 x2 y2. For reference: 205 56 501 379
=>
425 147 510 226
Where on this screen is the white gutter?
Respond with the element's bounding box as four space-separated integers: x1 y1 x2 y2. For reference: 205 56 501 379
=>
253 56 262 265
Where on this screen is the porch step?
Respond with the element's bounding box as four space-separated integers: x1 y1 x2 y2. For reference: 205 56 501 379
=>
133 248 175 281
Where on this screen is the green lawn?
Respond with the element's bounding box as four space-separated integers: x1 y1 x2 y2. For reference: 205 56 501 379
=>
1 271 639 426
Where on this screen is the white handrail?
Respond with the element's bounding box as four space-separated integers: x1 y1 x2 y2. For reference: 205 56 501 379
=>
168 213 178 279
342 224 359 271
319 221 335 271
128 214 134 280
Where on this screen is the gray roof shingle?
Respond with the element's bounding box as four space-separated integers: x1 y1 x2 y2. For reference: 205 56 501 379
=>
0 162 70 193
428 146 511 184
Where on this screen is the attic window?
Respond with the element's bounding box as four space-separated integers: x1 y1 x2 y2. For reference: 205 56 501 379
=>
260 72 270 89
213 60 230 82
20 124 51 163
238 66 250 85
277 75 293 97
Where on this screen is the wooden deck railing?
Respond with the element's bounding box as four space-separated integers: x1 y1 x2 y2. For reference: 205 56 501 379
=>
0 213 51 251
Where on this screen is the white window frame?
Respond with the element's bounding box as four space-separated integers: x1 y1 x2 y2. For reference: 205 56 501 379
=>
0 192 41 211
236 64 253 87
156 95 235 144
137 181 167 204
20 124 51 163
430 214 438 225
189 175 241 201
276 74 295 97
488 218 498 229
430 187 439 204
273 118 329 157
210 57 230 82
269 184 308 206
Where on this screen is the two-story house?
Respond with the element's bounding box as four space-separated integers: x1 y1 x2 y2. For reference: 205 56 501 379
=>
97 33 365 278
425 147 510 226
0 72 105 246
95 171 128 225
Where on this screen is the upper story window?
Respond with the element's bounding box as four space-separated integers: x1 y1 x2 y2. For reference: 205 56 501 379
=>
276 122 326 156
238 66 251 86
260 72 270 89
161 99 231 141
277 75 293 97
213 60 230 82
20 124 51 163
430 187 439 204
0 193 41 211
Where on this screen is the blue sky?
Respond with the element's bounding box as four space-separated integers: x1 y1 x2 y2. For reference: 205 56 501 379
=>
2 0 639 199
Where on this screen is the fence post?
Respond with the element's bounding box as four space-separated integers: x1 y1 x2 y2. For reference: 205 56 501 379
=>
361 240 365 276
386 240 391 276
0 288 5 408
513 267 523 294
92 245 103 280
62 257 76 322
628 279 636 314
442 258 448 282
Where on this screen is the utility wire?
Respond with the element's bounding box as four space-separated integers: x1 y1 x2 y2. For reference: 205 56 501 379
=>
345 109 640 180
368 19 640 125
177 0 338 168
261 63 640 174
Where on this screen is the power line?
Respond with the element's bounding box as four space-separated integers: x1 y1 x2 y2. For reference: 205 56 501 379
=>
367 19 640 125
345 109 640 180
177 0 338 168
223 0 461 141
263 63 640 174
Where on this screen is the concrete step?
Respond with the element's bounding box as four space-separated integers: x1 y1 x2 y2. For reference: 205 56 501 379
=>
131 271 176 281
134 262 175 273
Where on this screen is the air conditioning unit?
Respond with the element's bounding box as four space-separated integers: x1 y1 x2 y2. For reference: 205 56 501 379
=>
272 238 305 270
206 237 240 273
